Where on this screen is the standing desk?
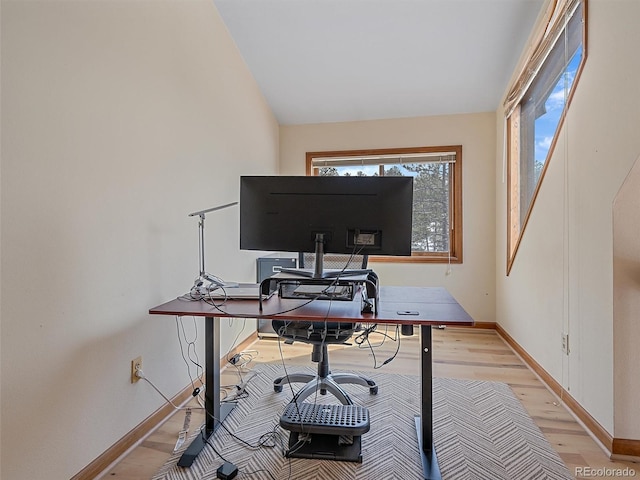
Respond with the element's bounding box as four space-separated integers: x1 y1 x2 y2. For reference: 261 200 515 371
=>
149 286 473 479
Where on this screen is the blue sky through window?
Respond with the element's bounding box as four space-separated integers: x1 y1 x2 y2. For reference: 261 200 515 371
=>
534 46 583 168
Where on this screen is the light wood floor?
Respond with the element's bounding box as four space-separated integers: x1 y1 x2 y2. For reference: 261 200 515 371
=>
103 327 638 479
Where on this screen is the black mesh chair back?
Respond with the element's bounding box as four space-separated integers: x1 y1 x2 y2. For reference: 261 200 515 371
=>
298 252 368 271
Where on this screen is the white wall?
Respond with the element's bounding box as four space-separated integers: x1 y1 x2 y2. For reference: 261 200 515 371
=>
280 113 496 323
0 1 278 479
495 0 640 437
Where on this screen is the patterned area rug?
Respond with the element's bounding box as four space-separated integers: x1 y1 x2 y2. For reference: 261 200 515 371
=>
153 364 572 480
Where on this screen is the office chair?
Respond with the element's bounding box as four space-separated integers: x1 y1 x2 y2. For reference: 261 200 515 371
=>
272 252 378 405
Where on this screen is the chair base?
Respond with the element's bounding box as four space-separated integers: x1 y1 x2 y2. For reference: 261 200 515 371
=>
274 372 377 405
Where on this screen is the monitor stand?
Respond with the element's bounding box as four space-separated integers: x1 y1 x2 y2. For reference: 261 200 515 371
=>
279 233 371 279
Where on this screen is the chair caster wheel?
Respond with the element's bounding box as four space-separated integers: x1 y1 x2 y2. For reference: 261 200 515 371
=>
274 385 283 393
370 386 378 395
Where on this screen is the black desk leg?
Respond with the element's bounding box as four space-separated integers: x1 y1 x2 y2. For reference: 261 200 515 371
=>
414 325 442 480
177 316 236 467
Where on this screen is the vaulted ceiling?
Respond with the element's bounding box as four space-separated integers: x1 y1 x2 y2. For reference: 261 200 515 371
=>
213 0 544 125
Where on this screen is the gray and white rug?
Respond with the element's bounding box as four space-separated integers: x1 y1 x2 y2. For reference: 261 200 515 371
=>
153 364 572 480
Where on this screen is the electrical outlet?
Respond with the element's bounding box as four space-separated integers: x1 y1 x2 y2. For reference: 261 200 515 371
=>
131 356 143 383
561 334 570 355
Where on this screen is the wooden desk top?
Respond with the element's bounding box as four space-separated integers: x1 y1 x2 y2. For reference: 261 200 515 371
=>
149 286 474 326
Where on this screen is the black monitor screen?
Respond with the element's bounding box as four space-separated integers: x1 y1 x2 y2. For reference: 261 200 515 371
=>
240 175 413 257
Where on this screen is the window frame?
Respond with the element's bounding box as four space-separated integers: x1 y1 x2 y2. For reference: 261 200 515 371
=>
505 0 587 275
306 145 463 264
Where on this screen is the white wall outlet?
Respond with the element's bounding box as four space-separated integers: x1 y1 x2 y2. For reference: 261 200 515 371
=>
561 334 570 355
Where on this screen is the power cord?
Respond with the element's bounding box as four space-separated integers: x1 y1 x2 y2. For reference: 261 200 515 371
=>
136 366 285 478
134 368 203 410
200 404 289 480
354 323 401 368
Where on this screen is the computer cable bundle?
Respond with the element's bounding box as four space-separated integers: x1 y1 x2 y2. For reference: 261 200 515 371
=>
224 348 258 401
199 392 292 480
275 331 319 460
184 281 321 318
354 322 402 369
274 298 341 459
317 248 401 371
175 316 205 393
171 316 273 451
184 272 234 301
173 313 291 479
136 364 287 479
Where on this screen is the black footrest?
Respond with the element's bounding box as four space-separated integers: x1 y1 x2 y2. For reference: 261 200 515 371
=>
280 402 370 436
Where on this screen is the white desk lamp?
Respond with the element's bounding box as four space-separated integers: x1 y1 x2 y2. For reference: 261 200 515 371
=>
188 201 238 292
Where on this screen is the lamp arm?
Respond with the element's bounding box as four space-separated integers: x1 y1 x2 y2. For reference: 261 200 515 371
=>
189 201 238 291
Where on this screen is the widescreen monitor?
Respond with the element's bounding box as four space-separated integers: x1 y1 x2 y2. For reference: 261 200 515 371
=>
240 175 413 276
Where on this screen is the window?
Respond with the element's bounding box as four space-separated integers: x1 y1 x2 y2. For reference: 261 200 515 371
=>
505 0 587 274
307 146 462 263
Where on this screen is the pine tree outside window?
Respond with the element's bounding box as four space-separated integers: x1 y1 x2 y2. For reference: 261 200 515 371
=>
307 146 462 264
